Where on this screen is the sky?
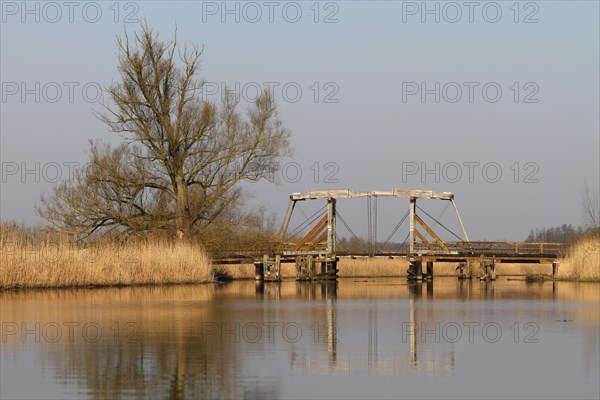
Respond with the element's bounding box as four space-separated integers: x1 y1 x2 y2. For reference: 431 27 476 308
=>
1 0 599 241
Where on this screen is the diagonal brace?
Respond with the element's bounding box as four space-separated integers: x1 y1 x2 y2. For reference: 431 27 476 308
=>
415 214 449 251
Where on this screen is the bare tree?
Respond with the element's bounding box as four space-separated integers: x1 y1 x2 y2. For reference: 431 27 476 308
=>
582 178 600 230
38 25 291 239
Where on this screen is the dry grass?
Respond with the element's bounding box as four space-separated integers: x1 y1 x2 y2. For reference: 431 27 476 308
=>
0 224 215 290
557 236 600 280
4 218 596 289
337 256 407 277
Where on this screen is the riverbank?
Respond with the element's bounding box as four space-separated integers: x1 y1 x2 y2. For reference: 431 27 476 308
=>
2 223 598 289
0 226 214 289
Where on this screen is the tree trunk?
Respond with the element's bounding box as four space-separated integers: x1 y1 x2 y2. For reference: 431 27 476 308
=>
175 175 191 239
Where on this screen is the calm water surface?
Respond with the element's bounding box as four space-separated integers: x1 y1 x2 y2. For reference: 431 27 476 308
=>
1 278 599 399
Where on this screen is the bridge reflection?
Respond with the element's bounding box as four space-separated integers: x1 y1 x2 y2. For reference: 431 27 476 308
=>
254 279 459 376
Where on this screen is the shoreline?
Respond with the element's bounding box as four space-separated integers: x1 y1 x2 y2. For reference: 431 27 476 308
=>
2 231 598 290
1 269 598 292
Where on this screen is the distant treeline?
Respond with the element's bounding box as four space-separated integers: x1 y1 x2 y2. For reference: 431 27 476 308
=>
525 224 599 243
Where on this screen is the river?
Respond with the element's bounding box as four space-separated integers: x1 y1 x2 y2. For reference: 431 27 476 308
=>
1 278 598 399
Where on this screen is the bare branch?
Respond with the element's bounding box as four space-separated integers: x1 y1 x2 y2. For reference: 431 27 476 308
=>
38 24 291 240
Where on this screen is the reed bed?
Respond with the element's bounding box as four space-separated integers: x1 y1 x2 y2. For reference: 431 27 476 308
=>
337 256 407 277
0 224 214 290
557 236 600 280
3 220 597 289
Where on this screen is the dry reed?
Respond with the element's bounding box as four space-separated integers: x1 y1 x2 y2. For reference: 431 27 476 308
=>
557 236 600 280
3 221 597 289
0 224 214 290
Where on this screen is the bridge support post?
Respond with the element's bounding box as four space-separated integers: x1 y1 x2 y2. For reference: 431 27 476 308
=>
296 255 315 280
296 256 338 281
254 261 264 281
479 256 496 281
416 261 423 280
263 254 282 281
552 262 559 278
327 198 336 255
408 259 423 281
324 259 338 280
457 262 473 280
425 261 434 280
409 197 416 254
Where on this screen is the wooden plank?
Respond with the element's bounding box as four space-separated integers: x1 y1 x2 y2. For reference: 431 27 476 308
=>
293 214 328 251
309 231 328 250
414 229 436 251
394 189 433 198
291 189 454 201
394 189 453 200
293 216 327 251
291 190 353 200
414 214 449 251
277 199 294 243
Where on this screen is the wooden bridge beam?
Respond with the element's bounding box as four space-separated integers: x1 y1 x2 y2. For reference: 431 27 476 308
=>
409 197 416 253
293 214 328 251
277 199 295 245
414 214 449 251
414 229 436 251
327 198 336 256
291 189 453 201
310 231 329 250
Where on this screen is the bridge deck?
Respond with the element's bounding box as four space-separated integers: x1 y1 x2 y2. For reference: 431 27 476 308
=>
213 241 569 265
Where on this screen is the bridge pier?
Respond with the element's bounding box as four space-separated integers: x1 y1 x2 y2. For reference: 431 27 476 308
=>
552 261 559 278
254 261 264 281
408 259 436 281
296 255 338 281
295 255 314 280
479 256 496 281
425 261 434 280
456 262 473 280
407 259 423 281
254 255 282 282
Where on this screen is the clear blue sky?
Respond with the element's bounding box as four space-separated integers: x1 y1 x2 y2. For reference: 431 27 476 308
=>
1 1 599 240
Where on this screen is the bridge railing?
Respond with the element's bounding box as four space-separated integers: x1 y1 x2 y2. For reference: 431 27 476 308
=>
210 247 274 260
213 241 571 261
414 241 571 256
212 241 328 259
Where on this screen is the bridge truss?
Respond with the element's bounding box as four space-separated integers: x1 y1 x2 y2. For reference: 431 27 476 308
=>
248 188 568 282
